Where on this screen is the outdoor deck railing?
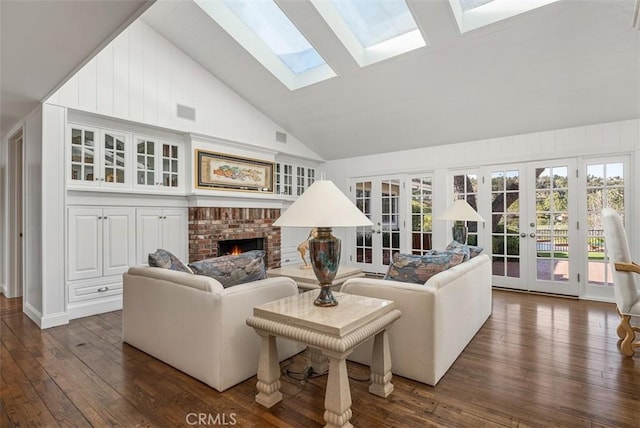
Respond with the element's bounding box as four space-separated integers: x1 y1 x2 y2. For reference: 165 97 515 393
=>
535 229 604 252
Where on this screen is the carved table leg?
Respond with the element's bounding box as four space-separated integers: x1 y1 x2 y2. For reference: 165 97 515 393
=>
255 332 282 408
323 351 353 428
309 347 329 374
369 328 394 398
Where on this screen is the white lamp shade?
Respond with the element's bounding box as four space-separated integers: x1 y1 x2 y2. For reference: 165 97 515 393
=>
274 180 373 227
437 199 485 222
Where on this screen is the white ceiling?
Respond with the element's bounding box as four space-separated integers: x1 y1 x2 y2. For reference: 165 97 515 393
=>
142 0 640 160
0 0 153 138
2 1 638 161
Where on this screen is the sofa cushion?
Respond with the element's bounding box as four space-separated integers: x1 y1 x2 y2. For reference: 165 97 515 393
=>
384 249 466 284
445 240 483 259
148 249 193 274
188 250 267 288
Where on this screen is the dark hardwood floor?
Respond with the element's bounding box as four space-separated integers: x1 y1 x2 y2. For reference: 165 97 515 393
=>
1 290 638 427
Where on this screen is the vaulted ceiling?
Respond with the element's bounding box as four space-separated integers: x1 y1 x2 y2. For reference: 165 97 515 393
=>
0 0 153 138
2 1 638 161
142 0 640 160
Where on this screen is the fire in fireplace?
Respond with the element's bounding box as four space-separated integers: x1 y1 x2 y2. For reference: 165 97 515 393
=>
218 238 265 256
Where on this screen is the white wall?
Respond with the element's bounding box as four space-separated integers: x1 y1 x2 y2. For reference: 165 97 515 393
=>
22 107 44 324
46 19 322 163
40 104 67 327
0 128 6 296
325 119 640 259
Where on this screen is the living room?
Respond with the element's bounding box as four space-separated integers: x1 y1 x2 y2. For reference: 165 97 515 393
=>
1 0 639 426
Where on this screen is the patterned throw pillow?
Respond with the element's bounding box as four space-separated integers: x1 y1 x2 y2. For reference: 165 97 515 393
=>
445 240 484 259
383 249 466 284
148 249 193 274
188 250 267 288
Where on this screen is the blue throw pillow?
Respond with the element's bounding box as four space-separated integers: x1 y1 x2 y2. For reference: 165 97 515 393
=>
148 249 192 274
445 240 483 259
383 250 466 284
188 250 267 288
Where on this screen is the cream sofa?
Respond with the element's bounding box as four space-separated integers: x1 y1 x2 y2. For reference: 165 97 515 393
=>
122 266 303 392
340 253 492 386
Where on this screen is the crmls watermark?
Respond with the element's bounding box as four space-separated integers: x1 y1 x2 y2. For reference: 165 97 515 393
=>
185 413 237 426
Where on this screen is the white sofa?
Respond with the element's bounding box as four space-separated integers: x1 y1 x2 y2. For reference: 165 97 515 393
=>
122 266 303 392
340 253 492 386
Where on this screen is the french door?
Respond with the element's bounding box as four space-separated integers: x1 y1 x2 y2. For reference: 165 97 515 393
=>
351 176 404 274
485 159 579 296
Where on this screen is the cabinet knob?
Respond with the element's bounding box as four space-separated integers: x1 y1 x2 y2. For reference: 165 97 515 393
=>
98 216 103 220
103 216 108 220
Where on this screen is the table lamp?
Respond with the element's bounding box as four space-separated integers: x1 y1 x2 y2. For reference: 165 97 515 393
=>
438 199 485 244
273 180 373 306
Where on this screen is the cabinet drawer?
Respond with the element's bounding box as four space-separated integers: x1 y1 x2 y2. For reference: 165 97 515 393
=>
69 281 123 303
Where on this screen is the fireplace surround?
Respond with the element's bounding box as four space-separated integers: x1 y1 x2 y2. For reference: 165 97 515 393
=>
188 207 281 268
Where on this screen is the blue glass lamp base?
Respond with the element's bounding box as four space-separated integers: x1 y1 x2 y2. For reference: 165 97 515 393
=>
452 225 468 244
309 227 340 307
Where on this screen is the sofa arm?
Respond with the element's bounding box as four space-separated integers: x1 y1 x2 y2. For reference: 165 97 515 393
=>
125 265 223 293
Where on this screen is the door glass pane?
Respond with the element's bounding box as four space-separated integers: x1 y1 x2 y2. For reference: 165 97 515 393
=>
535 164 569 283
381 179 400 266
410 176 432 255
355 181 372 265
452 173 479 245
490 169 520 278
586 161 624 286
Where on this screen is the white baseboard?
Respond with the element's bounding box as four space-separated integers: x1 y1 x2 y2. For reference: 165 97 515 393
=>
23 303 70 329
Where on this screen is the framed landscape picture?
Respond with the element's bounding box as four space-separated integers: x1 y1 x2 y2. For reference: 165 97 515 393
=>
195 150 274 192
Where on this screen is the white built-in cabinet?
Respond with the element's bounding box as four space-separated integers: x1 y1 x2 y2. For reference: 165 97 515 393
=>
68 124 183 193
67 207 135 313
69 126 129 187
67 205 187 318
133 136 183 192
136 208 188 265
276 161 316 198
68 207 135 281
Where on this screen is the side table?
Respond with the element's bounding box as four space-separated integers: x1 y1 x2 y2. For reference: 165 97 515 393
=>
246 291 401 428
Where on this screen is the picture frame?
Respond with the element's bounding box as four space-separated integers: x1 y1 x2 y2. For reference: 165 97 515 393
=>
195 149 274 192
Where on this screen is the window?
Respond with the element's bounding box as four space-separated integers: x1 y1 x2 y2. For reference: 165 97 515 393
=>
194 0 336 90
311 0 426 67
586 161 624 287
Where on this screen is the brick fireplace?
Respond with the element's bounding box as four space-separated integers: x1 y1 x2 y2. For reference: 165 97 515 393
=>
188 207 281 268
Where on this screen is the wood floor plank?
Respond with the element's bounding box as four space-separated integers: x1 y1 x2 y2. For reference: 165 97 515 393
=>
2 290 639 427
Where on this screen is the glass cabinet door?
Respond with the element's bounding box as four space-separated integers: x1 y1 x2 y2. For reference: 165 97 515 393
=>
136 139 156 186
103 132 126 184
161 143 179 188
70 127 97 183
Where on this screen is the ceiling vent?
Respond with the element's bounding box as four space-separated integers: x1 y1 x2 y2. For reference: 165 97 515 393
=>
176 104 196 121
275 131 287 143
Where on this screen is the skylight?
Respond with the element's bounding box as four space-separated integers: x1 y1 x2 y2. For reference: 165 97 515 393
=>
194 0 336 90
449 0 560 33
311 0 426 67
459 0 494 12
